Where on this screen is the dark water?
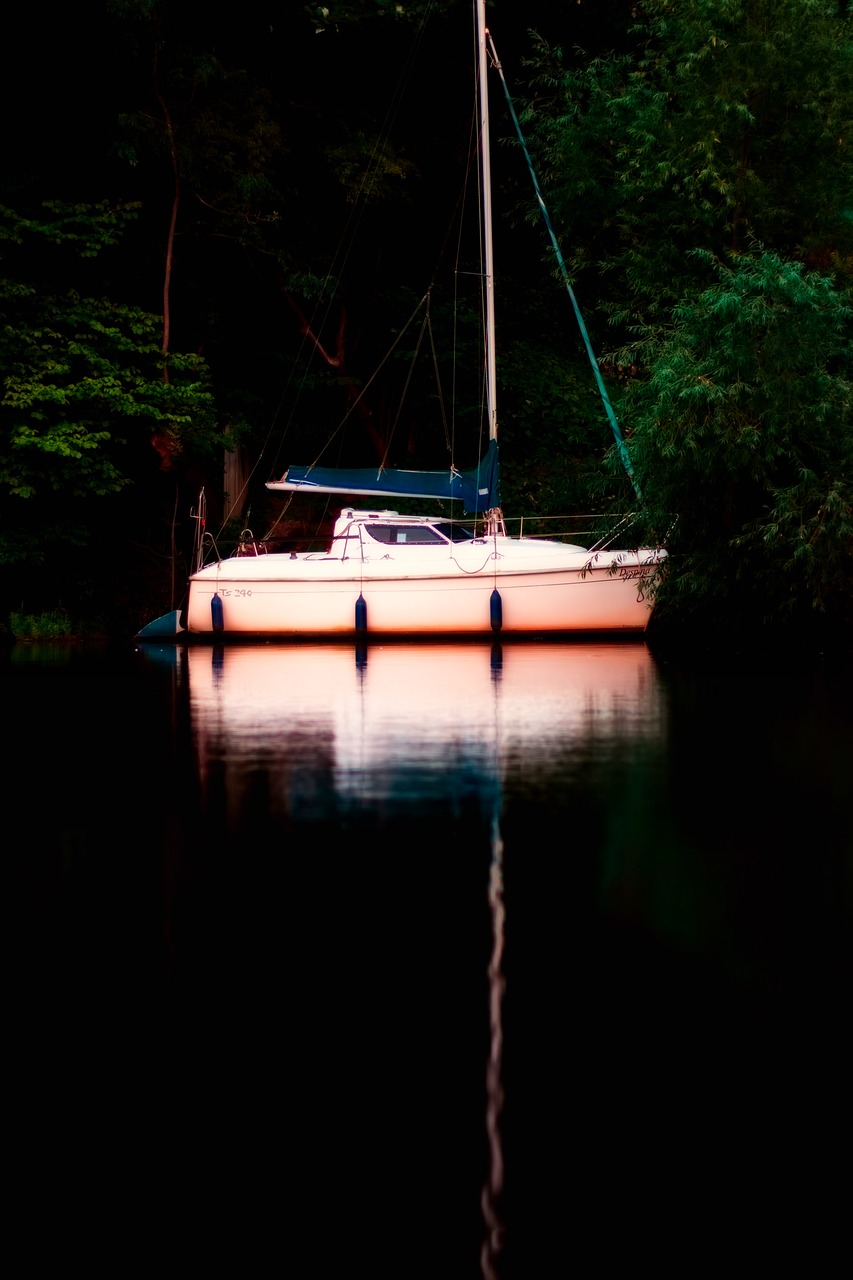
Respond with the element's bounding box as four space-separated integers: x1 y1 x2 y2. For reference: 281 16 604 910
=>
11 638 852 1270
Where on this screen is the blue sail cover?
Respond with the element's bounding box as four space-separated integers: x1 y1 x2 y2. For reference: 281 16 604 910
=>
267 439 500 515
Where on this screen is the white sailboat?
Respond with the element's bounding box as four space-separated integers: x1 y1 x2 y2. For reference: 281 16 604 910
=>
138 0 665 642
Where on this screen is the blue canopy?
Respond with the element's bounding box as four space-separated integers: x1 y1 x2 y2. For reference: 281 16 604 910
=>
266 439 500 515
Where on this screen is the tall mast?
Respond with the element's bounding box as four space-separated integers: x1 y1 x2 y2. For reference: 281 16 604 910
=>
477 0 497 443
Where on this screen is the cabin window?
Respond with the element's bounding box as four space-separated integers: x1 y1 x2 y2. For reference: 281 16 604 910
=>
365 524 446 545
433 522 475 543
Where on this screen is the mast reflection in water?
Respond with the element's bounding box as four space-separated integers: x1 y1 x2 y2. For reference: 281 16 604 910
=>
174 639 664 1277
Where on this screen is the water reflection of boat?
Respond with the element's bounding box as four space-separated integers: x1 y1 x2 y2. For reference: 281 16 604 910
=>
181 641 663 815
142 637 665 1277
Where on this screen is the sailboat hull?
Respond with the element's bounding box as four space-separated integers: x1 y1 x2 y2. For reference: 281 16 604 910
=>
185 533 662 636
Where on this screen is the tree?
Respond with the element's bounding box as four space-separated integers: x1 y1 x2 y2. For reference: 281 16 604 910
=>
109 2 286 333
0 199 219 626
513 1 853 642
520 0 853 333
624 252 853 639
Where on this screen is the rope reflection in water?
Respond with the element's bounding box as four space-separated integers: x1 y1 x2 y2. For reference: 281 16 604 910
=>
481 814 506 1278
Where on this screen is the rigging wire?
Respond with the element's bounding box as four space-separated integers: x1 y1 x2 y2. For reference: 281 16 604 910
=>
485 29 643 504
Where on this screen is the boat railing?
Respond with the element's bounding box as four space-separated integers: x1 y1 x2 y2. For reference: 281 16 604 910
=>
505 513 647 548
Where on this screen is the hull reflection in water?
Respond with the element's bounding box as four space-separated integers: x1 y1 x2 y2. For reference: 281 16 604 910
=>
167 640 664 1278
185 640 664 814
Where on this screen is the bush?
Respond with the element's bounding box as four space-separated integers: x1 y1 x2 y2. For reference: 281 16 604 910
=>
9 609 73 640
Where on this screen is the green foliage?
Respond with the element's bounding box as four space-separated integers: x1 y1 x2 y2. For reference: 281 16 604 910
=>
0 200 142 256
623 252 853 632
0 200 219 501
10 608 72 640
325 135 418 204
498 339 620 514
114 53 285 237
521 0 853 332
306 2 459 33
515 2 853 639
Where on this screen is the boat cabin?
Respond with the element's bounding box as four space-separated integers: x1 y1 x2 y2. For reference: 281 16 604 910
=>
330 509 479 549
